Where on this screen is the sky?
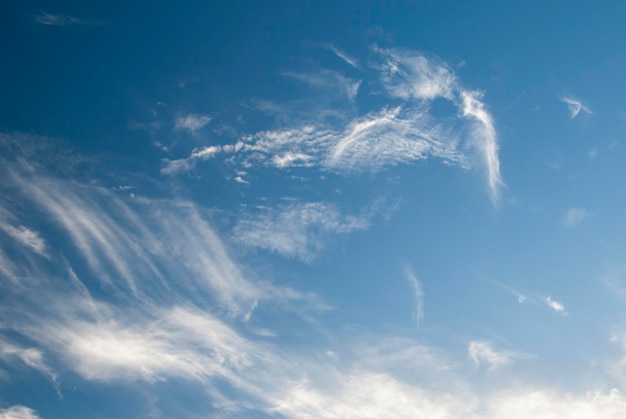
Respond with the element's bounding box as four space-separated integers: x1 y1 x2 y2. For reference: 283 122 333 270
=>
1 1 626 418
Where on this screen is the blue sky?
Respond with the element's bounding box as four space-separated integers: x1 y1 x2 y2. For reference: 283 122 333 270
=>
2 1 626 418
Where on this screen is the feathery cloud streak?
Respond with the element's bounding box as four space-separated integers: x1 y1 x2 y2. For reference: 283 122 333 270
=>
0 145 622 416
404 268 424 324
163 48 503 203
468 340 527 371
561 96 592 119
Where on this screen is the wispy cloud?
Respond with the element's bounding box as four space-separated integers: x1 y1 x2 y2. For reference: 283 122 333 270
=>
232 202 369 262
404 268 424 324
161 144 228 174
376 47 456 101
324 43 359 68
174 114 212 134
460 90 503 204
0 222 46 256
0 338 58 393
562 207 588 228
492 280 526 303
165 48 503 203
34 13 104 26
561 96 592 119
0 406 41 419
545 296 568 316
1 145 320 316
468 340 526 371
283 69 362 101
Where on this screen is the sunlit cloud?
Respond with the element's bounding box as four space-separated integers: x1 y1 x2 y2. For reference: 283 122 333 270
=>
282 69 362 101
0 405 41 419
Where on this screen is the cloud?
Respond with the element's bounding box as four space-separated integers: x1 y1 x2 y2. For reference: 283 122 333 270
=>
166 48 503 203
0 222 46 256
282 69 362 101
545 296 568 316
562 207 588 228
561 96 592 119
468 340 525 371
324 43 360 68
162 145 224 174
0 406 41 419
376 47 456 101
483 389 626 419
33 13 103 26
0 337 58 393
174 114 212 134
232 202 369 262
492 280 526 303
0 143 322 316
460 90 503 204
30 306 255 384
404 268 424 324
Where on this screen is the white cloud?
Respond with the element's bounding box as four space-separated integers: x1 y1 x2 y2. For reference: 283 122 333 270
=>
468 340 525 371
162 145 223 174
483 388 626 419
460 90 503 204
0 406 41 419
3 159 298 315
562 207 588 228
167 48 502 203
233 202 369 262
0 223 46 256
376 47 456 101
561 96 592 119
174 114 212 134
324 43 359 68
545 296 568 316
327 106 464 172
33 306 254 384
404 268 424 324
